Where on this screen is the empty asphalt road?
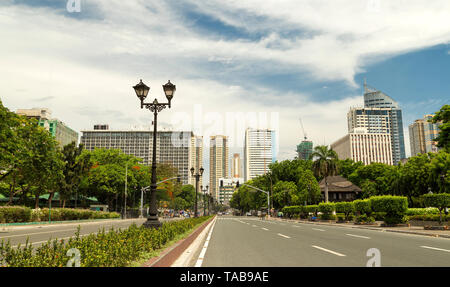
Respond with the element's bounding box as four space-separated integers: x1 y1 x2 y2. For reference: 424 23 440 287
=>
0 218 168 248
196 216 450 267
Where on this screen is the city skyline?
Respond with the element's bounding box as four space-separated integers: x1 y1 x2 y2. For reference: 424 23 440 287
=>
1 1 449 164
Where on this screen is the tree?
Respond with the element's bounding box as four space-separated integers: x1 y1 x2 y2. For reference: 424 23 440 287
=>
272 181 296 208
58 142 91 208
431 105 449 151
337 159 363 179
311 145 339 202
296 170 322 205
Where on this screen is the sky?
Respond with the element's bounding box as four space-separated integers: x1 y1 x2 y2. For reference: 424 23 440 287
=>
0 0 449 182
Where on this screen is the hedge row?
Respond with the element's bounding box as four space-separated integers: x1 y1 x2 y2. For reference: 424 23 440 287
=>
0 206 120 224
283 194 449 224
0 216 212 267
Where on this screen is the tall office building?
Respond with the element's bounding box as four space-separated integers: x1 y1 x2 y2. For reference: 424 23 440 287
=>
231 153 242 178
244 128 276 182
80 126 198 184
409 115 441 156
363 82 406 164
16 108 78 147
209 136 229 200
190 136 203 187
331 129 393 165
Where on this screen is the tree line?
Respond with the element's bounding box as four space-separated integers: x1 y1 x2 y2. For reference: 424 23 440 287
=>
230 104 449 213
0 99 202 212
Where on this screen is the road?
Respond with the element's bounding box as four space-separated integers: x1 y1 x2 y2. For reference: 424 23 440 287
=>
196 216 450 267
0 218 177 248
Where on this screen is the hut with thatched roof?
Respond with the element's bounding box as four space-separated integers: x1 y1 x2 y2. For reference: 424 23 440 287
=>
319 176 361 202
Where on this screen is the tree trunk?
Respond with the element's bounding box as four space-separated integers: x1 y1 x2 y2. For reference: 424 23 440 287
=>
35 195 39 209
325 177 329 203
62 199 66 209
8 175 16 206
48 192 55 209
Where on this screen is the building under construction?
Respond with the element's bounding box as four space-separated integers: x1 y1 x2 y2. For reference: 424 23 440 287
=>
297 118 313 160
297 140 313 160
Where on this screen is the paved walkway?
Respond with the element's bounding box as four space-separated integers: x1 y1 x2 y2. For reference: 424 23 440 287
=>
269 217 450 238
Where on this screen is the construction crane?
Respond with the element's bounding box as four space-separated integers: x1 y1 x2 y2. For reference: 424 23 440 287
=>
299 118 307 140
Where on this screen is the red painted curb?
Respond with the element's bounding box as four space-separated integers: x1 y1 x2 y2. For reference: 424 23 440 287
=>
143 216 215 267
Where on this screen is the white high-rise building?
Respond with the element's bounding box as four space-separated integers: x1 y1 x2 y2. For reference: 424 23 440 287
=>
80 127 199 184
231 153 242 179
209 135 229 200
331 130 393 166
244 128 276 182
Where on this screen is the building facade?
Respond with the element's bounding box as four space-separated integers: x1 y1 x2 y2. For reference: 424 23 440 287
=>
80 127 199 184
16 108 78 147
231 153 242 178
331 131 393 166
244 128 276 182
409 114 441 156
209 135 229 200
218 177 243 206
363 83 406 164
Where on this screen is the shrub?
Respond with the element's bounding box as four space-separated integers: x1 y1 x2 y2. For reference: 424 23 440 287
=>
0 206 32 223
405 208 439 216
336 214 345 222
353 199 371 216
0 216 212 267
423 193 450 225
282 206 304 218
407 214 449 222
372 212 386 221
335 202 354 221
320 214 336 220
370 196 408 225
355 214 375 224
305 205 318 216
318 202 335 216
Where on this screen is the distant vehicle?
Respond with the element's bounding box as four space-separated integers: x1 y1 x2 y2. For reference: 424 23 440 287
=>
246 212 251 216
218 212 223 215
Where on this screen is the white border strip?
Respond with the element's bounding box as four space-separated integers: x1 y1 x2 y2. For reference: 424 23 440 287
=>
421 246 450 253
195 217 217 267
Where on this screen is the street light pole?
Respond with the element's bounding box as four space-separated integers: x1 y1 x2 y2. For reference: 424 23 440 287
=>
191 167 204 218
133 79 176 229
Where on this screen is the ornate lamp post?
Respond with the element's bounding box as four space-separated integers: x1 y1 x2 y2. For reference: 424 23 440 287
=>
201 185 209 216
190 167 204 218
133 79 176 229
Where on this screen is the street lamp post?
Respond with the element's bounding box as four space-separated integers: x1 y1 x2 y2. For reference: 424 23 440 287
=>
191 167 204 218
201 185 209 216
133 79 176 229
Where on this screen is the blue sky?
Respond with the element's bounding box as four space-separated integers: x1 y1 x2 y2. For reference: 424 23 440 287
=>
0 0 449 180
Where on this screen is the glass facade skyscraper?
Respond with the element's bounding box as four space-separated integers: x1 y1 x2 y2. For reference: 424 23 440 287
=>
363 83 406 165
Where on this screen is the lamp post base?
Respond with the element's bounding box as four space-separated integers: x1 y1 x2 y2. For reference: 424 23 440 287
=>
142 216 162 229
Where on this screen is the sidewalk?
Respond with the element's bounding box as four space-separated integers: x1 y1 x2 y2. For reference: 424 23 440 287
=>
269 217 450 239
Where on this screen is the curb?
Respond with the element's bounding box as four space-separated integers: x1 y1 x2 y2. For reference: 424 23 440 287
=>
143 216 216 267
269 218 450 239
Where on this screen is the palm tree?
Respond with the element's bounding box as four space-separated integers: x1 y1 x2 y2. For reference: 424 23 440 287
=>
310 146 339 203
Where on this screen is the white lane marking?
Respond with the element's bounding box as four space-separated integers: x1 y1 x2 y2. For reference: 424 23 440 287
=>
421 246 450 253
346 234 370 239
312 228 325 232
252 225 257 227
262 228 269 231
195 218 217 267
312 245 346 257
292 225 301 228
277 233 291 239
